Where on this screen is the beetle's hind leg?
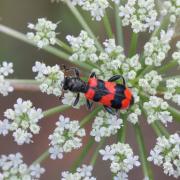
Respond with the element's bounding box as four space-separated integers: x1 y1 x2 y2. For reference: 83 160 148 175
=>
86 99 93 110
73 93 80 106
104 106 117 115
108 75 126 86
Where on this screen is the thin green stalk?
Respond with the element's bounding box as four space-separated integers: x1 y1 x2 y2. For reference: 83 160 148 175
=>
115 2 124 46
158 60 178 74
90 138 105 166
65 0 103 51
102 12 113 38
151 122 162 137
140 100 162 138
80 107 102 127
118 114 127 143
0 24 92 71
8 79 38 84
43 105 70 118
32 149 49 165
129 32 138 57
155 121 170 138
132 66 153 85
168 106 180 122
134 124 153 180
70 138 95 172
8 79 39 91
56 39 72 53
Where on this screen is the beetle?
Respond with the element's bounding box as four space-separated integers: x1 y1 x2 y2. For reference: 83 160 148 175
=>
62 65 134 115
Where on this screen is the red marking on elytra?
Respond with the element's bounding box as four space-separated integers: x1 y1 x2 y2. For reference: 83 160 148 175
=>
99 94 114 107
104 81 116 94
124 88 132 100
88 78 97 87
121 98 130 109
98 81 116 107
85 89 95 100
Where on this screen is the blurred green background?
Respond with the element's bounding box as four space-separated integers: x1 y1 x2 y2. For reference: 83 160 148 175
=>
0 0 179 179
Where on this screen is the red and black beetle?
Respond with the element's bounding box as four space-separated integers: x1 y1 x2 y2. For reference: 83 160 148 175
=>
62 65 134 115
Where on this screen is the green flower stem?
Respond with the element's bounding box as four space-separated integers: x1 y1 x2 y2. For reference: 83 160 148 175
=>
118 113 127 143
158 60 178 74
141 102 163 137
152 15 170 37
155 121 170 138
90 138 105 166
151 122 162 137
80 107 102 128
168 106 180 122
134 124 153 180
8 79 39 91
56 39 72 53
8 79 38 84
70 138 95 172
65 0 103 51
0 24 92 71
115 2 124 46
32 149 49 165
129 32 138 57
132 65 153 86
43 105 70 118
102 12 113 39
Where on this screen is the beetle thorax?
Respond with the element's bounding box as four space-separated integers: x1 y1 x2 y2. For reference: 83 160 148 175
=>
63 77 88 93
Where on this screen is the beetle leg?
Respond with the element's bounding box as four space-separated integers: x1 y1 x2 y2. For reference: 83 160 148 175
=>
73 93 80 106
108 75 126 86
104 106 116 115
86 99 93 110
89 72 96 78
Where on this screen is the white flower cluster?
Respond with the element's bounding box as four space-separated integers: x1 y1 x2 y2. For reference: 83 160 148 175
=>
27 18 57 48
0 153 45 179
119 0 159 33
66 31 98 63
143 96 172 126
94 39 141 80
127 88 141 124
127 105 141 124
90 110 122 142
122 54 141 81
148 133 180 178
32 61 64 96
100 143 140 179
164 78 180 106
62 92 86 109
0 98 43 145
161 0 180 24
96 39 125 79
61 164 96 180
139 70 162 95
49 115 85 160
0 62 14 96
172 41 180 65
66 0 109 21
144 30 173 66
